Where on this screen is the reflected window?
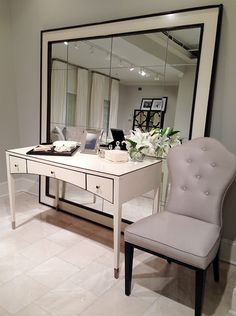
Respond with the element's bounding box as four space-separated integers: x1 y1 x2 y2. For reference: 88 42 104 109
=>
66 92 76 126
103 100 110 136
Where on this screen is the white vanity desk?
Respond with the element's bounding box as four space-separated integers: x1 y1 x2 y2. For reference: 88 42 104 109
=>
6 146 162 278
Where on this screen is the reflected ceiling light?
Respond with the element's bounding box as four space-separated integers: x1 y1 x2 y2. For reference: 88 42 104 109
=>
138 68 146 76
74 42 79 49
89 46 94 54
129 65 134 71
154 75 160 81
64 41 68 46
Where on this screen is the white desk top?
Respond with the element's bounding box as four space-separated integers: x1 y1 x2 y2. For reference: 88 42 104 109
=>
7 146 161 177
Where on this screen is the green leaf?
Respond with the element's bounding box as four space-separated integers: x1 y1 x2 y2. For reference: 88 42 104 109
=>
168 130 179 137
125 139 137 147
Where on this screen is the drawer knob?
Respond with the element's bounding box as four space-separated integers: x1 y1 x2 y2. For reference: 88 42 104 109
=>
51 171 55 175
14 164 18 167
96 185 100 189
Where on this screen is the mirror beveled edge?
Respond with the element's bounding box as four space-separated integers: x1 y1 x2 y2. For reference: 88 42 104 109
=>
39 4 223 213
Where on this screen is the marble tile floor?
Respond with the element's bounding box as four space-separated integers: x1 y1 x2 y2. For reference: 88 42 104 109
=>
0 192 235 315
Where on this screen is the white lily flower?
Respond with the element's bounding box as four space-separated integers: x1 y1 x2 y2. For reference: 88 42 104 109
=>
124 127 181 159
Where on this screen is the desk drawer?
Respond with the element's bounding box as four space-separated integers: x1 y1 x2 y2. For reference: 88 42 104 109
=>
87 174 113 203
27 160 86 189
9 156 27 173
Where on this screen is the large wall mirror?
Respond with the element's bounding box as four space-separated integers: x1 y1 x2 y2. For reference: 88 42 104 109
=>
40 5 222 226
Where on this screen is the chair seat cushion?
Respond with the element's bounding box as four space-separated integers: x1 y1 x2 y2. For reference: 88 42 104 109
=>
125 211 221 269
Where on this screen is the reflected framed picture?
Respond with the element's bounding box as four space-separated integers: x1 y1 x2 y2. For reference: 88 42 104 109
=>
80 129 103 154
151 98 163 111
161 97 168 112
151 97 168 112
140 98 152 110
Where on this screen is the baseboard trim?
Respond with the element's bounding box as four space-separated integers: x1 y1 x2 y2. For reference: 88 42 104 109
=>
229 287 236 315
0 181 9 197
221 238 236 265
0 176 38 198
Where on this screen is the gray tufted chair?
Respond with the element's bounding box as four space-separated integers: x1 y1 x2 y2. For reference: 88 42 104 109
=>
124 137 236 316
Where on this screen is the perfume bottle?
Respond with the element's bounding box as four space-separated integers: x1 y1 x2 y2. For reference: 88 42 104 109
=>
115 141 121 150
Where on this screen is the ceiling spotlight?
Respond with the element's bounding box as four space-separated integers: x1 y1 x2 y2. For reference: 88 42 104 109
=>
64 41 68 46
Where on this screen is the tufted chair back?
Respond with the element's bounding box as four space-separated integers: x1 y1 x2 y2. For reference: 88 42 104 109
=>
166 137 236 226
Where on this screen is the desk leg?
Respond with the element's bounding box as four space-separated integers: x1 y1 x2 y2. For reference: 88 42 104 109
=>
55 179 59 210
59 180 66 200
6 158 16 229
160 160 169 211
93 194 96 204
113 202 122 279
153 186 160 214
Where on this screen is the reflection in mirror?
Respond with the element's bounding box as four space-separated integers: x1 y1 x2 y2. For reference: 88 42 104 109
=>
49 27 200 146
50 37 113 143
113 28 200 141
48 27 201 219
165 28 200 140
49 178 154 222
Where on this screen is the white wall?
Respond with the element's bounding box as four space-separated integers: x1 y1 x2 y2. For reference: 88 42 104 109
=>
163 86 179 130
117 84 178 132
174 67 196 141
0 0 19 182
3 0 236 244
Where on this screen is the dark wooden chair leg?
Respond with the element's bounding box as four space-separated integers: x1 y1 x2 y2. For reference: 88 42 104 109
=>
125 242 134 296
167 259 171 264
195 269 206 316
213 250 220 282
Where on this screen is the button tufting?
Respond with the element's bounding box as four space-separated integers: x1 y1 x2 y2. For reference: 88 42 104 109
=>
195 174 201 179
182 186 187 191
187 158 192 163
211 162 216 167
201 146 207 151
204 191 209 196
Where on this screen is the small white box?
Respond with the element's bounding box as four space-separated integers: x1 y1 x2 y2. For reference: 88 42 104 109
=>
104 150 129 162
